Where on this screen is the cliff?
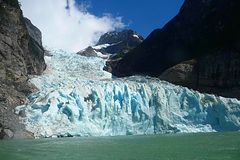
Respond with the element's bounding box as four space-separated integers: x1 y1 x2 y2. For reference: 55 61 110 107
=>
110 0 240 99
0 0 46 139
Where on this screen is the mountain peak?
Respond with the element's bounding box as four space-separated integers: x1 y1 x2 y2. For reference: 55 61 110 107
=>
97 29 144 46
78 29 144 58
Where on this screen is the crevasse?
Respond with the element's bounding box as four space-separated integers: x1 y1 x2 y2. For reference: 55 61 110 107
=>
16 49 240 138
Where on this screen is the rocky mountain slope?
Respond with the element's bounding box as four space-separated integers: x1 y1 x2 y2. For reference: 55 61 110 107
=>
0 0 46 139
110 0 240 99
77 29 144 59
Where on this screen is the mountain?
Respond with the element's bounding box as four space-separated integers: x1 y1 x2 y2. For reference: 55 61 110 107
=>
77 29 144 59
96 29 144 55
0 0 46 139
110 0 240 99
1 0 240 139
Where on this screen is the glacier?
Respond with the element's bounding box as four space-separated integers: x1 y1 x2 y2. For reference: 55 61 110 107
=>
16 49 240 138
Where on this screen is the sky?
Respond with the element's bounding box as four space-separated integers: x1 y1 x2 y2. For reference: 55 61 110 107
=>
75 0 184 37
19 0 184 52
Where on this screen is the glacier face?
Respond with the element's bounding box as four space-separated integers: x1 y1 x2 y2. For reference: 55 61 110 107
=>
16 49 240 138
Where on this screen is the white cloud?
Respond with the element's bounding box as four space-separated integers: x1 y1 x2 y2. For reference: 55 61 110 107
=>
19 0 125 52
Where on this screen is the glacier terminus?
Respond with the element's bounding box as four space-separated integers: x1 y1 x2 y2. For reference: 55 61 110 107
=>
15 49 240 138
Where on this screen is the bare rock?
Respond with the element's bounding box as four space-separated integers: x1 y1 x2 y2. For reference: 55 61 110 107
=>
160 49 240 99
0 0 46 139
24 17 42 45
77 46 99 57
4 129 14 139
160 60 197 88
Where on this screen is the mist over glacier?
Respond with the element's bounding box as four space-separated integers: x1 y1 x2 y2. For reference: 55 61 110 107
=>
16 49 240 138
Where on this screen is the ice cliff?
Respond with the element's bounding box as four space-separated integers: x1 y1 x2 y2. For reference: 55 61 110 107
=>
16 49 240 138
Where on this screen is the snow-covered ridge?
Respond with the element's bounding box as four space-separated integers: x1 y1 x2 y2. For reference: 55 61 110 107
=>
92 44 111 50
16 49 240 138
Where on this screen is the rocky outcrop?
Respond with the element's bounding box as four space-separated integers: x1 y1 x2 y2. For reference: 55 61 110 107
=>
97 29 144 56
0 0 46 139
77 29 144 59
160 60 197 88
24 17 42 45
78 46 99 57
161 49 240 99
110 0 240 99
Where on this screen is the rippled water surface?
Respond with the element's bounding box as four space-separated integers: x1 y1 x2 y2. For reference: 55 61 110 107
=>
0 132 239 160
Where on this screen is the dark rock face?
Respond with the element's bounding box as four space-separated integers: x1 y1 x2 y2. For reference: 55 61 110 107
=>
97 29 144 55
77 29 144 59
78 46 101 58
111 0 240 98
160 60 197 88
24 17 42 45
0 0 46 82
161 49 240 99
0 0 46 139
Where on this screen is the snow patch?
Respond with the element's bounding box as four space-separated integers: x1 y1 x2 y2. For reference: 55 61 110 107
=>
93 50 109 59
133 34 140 39
92 44 111 50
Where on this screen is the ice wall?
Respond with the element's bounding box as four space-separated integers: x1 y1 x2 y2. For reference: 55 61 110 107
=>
16 50 240 138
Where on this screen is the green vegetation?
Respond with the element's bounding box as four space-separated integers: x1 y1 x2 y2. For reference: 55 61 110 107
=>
0 132 239 160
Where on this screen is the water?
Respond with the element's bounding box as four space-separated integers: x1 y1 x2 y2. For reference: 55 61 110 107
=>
0 132 239 160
